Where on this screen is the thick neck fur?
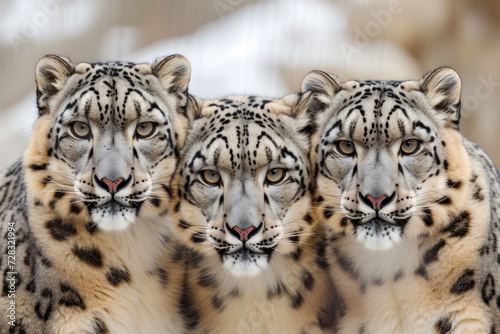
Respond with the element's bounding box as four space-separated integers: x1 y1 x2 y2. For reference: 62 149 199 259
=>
168 221 342 334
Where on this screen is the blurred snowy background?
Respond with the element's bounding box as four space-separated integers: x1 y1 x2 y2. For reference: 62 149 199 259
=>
1 0 500 169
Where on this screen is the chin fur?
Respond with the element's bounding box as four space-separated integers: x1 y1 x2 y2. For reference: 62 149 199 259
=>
91 209 137 231
223 257 268 278
356 226 402 251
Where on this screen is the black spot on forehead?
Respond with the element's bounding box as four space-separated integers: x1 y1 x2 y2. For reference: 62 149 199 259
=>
200 98 283 142
64 63 166 130
90 61 135 68
194 97 298 175
362 80 403 87
327 82 422 147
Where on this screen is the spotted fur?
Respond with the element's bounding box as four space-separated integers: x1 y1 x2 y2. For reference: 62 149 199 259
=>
166 95 343 333
0 55 192 333
303 67 500 333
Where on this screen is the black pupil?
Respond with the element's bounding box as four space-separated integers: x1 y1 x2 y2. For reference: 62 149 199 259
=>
140 124 149 131
270 170 280 178
342 142 352 152
77 124 87 133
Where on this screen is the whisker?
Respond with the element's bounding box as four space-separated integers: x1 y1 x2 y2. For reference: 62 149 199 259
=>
321 193 346 199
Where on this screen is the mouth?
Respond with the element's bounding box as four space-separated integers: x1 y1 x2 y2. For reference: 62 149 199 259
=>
367 218 397 232
353 216 410 229
87 199 144 232
218 244 275 258
106 199 137 215
88 198 144 210
230 248 257 262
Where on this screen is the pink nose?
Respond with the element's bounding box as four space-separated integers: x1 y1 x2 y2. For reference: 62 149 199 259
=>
232 226 256 242
101 177 124 195
366 195 387 211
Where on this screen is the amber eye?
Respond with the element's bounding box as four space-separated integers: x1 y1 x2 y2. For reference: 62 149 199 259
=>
401 139 421 155
336 140 355 156
201 170 221 185
266 168 286 184
136 122 156 138
71 121 91 139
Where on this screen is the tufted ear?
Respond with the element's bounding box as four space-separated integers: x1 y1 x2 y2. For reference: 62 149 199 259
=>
293 91 314 117
292 91 318 137
186 95 203 122
301 70 341 97
420 67 462 129
301 70 341 114
266 92 316 138
264 93 311 118
35 55 74 115
152 54 191 98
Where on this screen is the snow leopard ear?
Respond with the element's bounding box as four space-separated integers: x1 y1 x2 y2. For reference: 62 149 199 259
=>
301 70 341 114
186 95 203 122
265 92 316 138
35 55 74 116
420 67 462 129
265 92 312 119
301 70 341 96
293 91 318 138
152 54 191 102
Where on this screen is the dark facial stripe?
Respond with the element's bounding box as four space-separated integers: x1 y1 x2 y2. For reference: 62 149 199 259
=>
413 121 431 133
324 120 342 138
